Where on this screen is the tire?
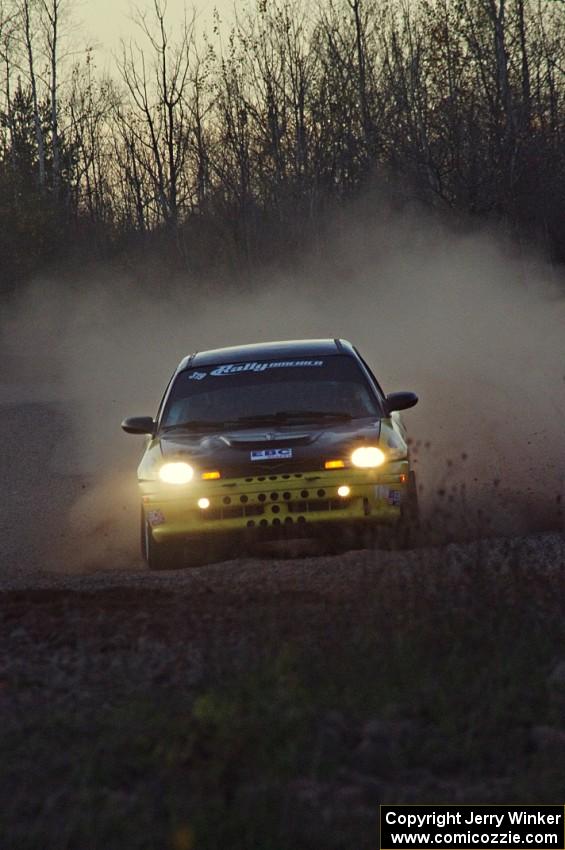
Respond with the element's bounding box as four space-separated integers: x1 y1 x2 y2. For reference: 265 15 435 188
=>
404 470 420 524
141 509 181 571
395 470 420 548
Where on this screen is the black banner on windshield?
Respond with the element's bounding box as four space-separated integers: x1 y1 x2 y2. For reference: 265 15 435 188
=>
187 359 325 380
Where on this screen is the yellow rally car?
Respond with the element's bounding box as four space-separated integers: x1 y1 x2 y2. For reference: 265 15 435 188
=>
122 339 419 569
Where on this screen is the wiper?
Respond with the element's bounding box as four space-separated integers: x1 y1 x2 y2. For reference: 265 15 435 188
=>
162 412 354 432
232 411 353 425
162 419 226 432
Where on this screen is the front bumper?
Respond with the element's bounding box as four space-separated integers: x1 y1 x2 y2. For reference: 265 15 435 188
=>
141 464 409 544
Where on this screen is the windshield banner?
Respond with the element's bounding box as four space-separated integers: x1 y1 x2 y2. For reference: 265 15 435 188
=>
188 360 325 380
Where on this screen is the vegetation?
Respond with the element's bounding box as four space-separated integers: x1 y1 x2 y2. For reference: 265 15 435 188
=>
1 0 565 291
2 543 565 848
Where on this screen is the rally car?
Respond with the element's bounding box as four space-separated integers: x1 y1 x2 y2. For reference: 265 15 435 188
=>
122 339 419 569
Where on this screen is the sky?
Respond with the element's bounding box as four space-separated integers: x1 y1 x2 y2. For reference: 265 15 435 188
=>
80 0 238 57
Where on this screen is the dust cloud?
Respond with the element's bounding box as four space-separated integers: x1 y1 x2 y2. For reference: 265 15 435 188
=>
2 201 564 572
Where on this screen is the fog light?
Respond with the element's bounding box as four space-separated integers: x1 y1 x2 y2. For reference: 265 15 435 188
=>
325 459 345 469
198 498 210 510
337 485 351 498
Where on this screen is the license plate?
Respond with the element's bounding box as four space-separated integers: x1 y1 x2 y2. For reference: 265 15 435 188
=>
250 448 293 461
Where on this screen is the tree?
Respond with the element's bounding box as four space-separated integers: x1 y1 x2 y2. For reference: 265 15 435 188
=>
19 0 46 191
117 0 196 234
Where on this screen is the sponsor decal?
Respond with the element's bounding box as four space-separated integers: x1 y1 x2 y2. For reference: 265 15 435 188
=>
188 371 207 381
147 509 166 527
211 360 324 376
250 448 293 461
374 487 402 506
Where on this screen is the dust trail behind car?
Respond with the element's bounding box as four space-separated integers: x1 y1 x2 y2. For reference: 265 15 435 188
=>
1 200 564 574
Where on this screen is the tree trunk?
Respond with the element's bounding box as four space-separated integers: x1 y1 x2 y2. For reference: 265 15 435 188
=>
22 0 46 192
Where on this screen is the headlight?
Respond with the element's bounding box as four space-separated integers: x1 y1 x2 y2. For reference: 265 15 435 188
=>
351 446 386 468
159 461 194 484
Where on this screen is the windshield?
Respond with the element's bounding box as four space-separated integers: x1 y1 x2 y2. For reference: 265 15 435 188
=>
161 355 382 430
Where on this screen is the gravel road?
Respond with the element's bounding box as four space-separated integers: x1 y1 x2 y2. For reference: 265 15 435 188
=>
2 387 565 850
1 381 564 590
0 368 141 582
0 396 83 578
1 379 563 591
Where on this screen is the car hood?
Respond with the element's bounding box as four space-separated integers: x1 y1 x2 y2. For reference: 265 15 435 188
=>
157 418 387 475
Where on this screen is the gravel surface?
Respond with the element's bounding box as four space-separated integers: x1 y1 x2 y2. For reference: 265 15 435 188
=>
0 399 83 577
1 530 565 592
2 392 564 849
1 391 563 590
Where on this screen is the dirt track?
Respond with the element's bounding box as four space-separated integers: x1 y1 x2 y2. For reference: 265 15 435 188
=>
3 518 564 744
0 399 79 577
1 386 563 585
3 390 565 848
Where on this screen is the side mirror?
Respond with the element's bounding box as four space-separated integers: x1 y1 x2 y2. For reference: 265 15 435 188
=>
121 416 155 435
386 392 418 414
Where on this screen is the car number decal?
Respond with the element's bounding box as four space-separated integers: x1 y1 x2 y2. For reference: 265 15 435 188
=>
250 448 293 461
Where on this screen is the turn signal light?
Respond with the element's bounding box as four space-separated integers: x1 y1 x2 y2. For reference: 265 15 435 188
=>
325 460 345 469
202 471 221 480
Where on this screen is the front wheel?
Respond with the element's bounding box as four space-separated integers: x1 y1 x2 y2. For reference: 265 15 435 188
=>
395 470 420 548
141 510 181 571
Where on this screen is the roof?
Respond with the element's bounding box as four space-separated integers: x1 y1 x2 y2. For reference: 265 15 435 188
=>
178 338 355 371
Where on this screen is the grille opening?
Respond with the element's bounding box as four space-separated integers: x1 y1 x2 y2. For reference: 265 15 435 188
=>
258 476 266 482
223 496 231 505
204 504 264 521
297 516 307 524
273 518 281 526
282 474 290 479
269 475 277 481
283 492 291 500
300 490 309 498
247 520 255 528
270 492 279 500
288 499 348 514
284 517 293 525
272 505 280 514
258 494 266 502
317 489 326 497
260 519 268 527
240 495 248 503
